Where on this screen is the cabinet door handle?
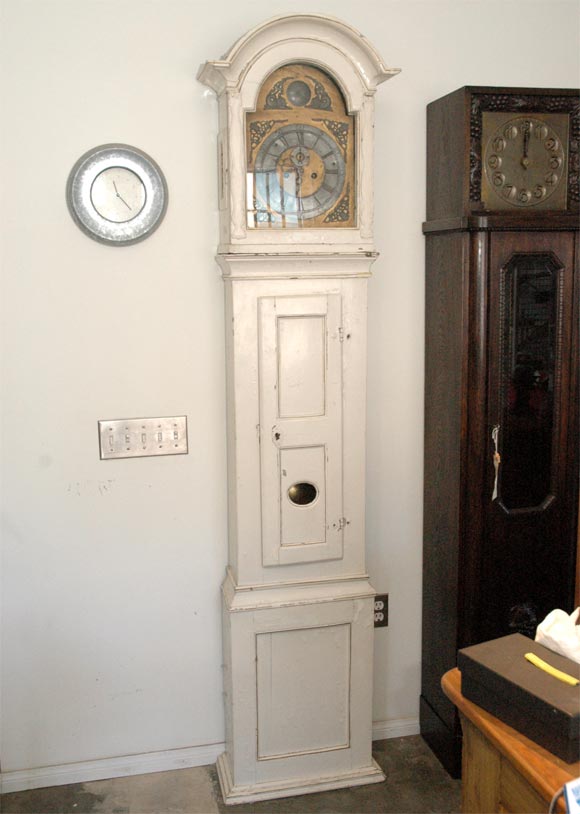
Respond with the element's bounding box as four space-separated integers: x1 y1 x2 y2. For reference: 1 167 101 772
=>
491 424 501 501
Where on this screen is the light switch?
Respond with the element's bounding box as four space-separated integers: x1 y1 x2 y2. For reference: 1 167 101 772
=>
98 416 188 460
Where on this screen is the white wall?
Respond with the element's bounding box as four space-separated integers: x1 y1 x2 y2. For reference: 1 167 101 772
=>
1 0 578 783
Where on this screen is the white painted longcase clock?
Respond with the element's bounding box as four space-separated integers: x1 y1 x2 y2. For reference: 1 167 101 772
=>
199 15 399 805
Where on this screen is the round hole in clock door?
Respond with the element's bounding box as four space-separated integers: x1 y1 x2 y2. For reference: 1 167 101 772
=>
287 481 318 506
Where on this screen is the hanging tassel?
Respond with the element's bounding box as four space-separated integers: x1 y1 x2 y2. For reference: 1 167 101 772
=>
491 424 501 501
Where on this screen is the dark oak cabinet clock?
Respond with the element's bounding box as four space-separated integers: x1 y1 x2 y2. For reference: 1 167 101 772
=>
421 86 579 775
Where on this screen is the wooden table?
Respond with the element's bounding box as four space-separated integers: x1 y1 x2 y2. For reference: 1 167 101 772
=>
442 668 579 813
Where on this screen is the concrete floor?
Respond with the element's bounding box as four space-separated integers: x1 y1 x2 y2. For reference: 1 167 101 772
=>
2 736 461 814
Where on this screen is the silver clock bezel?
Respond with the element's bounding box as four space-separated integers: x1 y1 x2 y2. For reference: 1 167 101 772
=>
66 144 168 246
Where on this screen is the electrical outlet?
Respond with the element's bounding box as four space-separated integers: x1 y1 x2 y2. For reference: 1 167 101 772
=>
374 594 388 628
98 416 188 459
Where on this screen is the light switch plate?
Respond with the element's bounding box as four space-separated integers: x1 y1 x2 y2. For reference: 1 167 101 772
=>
98 416 188 460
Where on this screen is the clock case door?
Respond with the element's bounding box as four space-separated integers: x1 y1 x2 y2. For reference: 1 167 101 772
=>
421 86 580 777
422 224 579 778
479 232 577 642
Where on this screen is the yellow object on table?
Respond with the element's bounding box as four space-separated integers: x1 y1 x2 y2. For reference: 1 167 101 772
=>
525 652 580 687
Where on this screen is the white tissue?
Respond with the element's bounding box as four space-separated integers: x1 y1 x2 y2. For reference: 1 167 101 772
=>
535 607 580 664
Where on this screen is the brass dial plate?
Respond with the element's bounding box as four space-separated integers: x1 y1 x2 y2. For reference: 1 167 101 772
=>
481 112 569 211
254 123 346 223
246 63 356 229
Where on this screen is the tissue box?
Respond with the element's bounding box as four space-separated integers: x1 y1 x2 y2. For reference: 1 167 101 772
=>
458 634 580 763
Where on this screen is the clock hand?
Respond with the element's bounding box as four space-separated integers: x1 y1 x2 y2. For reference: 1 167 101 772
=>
295 166 304 220
521 121 531 169
112 180 133 211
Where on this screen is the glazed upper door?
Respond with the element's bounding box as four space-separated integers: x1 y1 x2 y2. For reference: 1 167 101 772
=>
481 231 578 640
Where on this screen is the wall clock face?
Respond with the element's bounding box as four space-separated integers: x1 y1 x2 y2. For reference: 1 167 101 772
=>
246 64 355 228
67 144 168 245
481 113 569 210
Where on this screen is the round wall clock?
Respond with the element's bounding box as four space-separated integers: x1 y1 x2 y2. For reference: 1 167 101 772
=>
66 144 168 245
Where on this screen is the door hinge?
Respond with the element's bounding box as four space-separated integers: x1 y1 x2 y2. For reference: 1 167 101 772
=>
338 327 345 342
337 517 349 531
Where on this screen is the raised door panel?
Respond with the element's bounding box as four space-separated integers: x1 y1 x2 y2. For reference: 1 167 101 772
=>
259 293 343 565
256 623 351 759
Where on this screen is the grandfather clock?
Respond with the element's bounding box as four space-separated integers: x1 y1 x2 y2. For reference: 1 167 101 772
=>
199 15 399 804
421 86 579 775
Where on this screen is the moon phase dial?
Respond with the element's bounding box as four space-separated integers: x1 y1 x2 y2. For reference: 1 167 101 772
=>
253 124 346 224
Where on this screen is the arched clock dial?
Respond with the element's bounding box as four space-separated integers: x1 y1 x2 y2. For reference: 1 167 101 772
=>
481 113 569 210
246 63 355 228
254 123 346 223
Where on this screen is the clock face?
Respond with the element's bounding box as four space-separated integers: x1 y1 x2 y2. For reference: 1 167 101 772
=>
254 123 346 223
67 144 167 245
90 167 147 223
246 63 355 228
482 113 569 210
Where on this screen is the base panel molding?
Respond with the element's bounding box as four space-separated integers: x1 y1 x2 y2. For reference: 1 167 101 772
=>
216 752 385 805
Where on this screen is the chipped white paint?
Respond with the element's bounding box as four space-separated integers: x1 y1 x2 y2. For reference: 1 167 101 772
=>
199 14 398 805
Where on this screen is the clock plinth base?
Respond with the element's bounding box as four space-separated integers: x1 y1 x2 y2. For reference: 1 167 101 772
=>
217 752 385 806
219 574 380 805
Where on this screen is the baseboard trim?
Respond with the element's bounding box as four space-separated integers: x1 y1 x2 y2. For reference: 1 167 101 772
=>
0 742 224 795
372 717 420 741
1 718 419 794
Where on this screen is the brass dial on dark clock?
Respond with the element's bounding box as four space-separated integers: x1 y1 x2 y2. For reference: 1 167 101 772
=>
246 63 355 228
482 112 569 210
